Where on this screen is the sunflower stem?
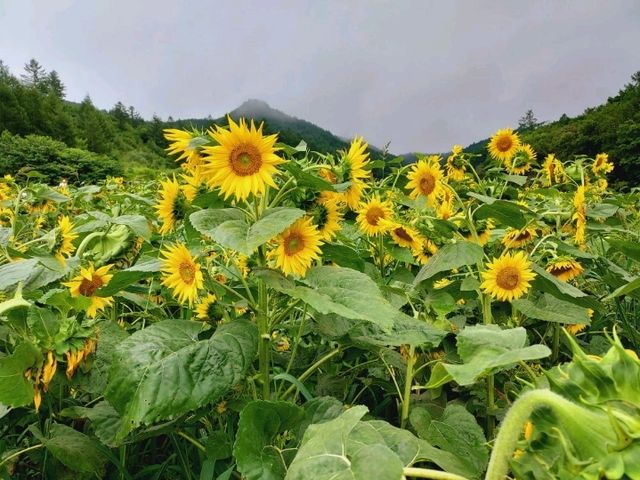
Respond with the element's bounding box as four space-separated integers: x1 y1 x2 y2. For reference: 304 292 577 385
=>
400 344 416 429
552 322 560 362
257 277 270 400
482 294 495 437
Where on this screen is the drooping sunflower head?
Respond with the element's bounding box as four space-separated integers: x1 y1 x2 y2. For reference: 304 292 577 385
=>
202 117 285 202
405 156 444 203
54 216 78 263
181 165 212 202
308 193 343 241
546 258 584 282
195 293 219 323
481 251 536 302
541 154 566 186
381 219 423 251
160 243 203 306
412 237 438 265
488 128 521 164
156 177 190 234
271 217 323 277
592 153 614 176
356 196 394 236
510 144 537 174
164 128 205 169
64 264 114 318
502 226 538 249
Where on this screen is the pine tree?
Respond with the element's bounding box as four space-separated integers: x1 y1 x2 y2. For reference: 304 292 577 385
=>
47 70 66 98
21 58 47 89
518 109 539 130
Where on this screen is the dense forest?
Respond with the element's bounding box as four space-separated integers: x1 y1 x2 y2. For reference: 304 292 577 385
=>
1 58 639 188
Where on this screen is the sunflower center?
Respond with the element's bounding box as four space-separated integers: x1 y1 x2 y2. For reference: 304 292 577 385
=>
365 206 385 226
394 227 413 243
496 135 513 152
496 266 520 290
79 275 104 297
419 174 436 195
179 262 196 285
229 145 262 176
515 231 532 242
550 265 573 276
284 233 305 256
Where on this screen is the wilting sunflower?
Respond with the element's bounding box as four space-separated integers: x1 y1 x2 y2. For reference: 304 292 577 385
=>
488 128 521 164
546 258 584 282
202 117 285 202
573 185 587 248
412 238 438 265
592 153 614 176
340 137 372 209
356 196 394 236
164 128 205 169
195 293 218 322
405 155 444 204
156 177 190 234
309 193 342 241
64 264 114 318
446 145 466 181
160 243 203 306
381 220 423 250
271 217 323 277
54 216 78 263
541 154 566 186
510 144 537 174
501 226 537 249
481 251 536 302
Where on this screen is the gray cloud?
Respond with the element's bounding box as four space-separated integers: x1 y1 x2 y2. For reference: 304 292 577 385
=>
1 0 639 152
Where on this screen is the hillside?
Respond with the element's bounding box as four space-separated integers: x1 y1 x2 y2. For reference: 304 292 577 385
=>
465 71 640 188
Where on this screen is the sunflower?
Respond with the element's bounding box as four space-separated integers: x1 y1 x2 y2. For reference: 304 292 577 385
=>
164 128 205 169
318 167 338 185
160 243 203 306
381 219 423 250
356 196 394 236
54 216 78 263
195 293 218 322
156 177 190 234
470 220 494 246
202 117 285 202
433 278 453 289
488 128 521 164
546 258 584 282
405 155 444 204
510 144 537 174
181 165 211 202
446 145 466 181
592 153 614 176
481 251 536 302
271 217 323 277
436 186 456 220
340 137 372 209
573 185 587 248
309 193 343 241
412 237 438 265
501 226 537 249
541 154 566 186
64 264 114 318
566 323 587 335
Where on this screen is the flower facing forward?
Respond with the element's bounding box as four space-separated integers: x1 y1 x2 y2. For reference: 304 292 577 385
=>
405 155 444 204
271 217 323 277
488 128 521 164
481 251 536 302
356 196 394 236
64 264 114 317
202 117 284 201
592 153 614 176
160 243 203 306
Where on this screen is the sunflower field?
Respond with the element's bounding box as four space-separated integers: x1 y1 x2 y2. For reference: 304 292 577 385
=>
1 118 640 480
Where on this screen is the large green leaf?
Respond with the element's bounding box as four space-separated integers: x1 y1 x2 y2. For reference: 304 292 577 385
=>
531 264 587 298
608 239 640 263
347 316 446 349
34 423 107 476
513 293 592 324
246 208 305 252
434 325 550 386
261 266 405 331
414 241 484 284
234 401 305 480
0 342 41 407
603 277 640 300
97 256 160 296
469 193 529 229
0 258 39 290
112 214 152 241
105 319 258 441
60 401 122 448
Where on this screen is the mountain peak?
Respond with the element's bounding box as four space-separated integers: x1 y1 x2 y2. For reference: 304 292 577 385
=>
230 98 289 122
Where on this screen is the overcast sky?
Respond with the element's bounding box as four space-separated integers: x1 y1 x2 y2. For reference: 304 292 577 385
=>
1 1 639 153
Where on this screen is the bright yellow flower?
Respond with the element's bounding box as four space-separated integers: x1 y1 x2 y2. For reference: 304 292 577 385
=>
405 156 444 204
309 193 343 241
341 137 372 209
488 128 521 164
54 216 78 263
566 323 587 335
446 145 466 181
64 264 114 318
271 217 323 277
181 165 211 202
381 220 423 251
501 226 537 249
164 128 205 168
541 154 566 186
156 177 189 234
412 237 438 265
573 185 587 249
481 251 536 302
546 258 584 282
160 243 203 306
356 196 394 236
592 153 614 175
202 117 285 201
